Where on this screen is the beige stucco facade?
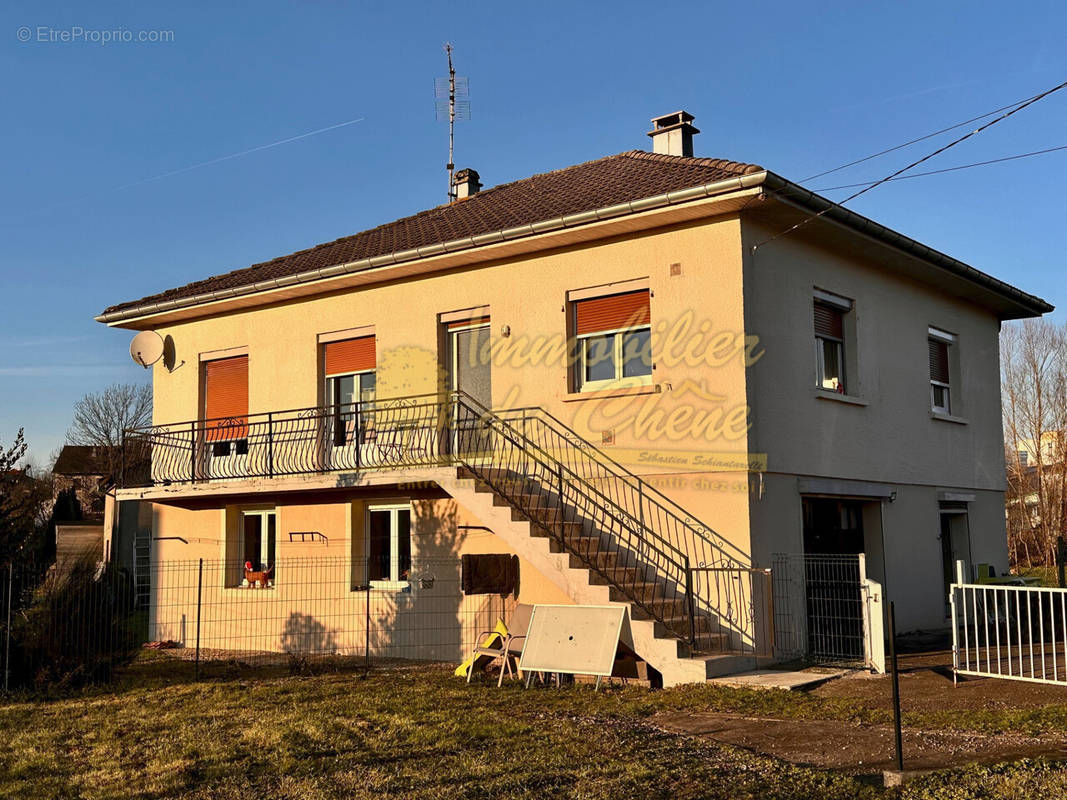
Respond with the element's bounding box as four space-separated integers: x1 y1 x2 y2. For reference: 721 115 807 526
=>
105 186 1042 671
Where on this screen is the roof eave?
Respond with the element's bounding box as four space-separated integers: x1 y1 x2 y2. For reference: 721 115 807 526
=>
95 170 771 325
759 173 1054 319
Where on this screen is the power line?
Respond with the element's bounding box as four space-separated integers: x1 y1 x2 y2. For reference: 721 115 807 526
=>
801 89 1049 182
753 78 1067 250
110 116 366 193
811 144 1067 192
9 115 366 223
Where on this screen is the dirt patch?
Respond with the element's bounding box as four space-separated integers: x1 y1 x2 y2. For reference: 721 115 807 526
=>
815 648 1067 714
654 711 1067 773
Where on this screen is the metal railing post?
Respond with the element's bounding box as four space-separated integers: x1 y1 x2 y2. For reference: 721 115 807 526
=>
194 558 203 680
267 412 275 479
189 421 197 482
684 557 696 647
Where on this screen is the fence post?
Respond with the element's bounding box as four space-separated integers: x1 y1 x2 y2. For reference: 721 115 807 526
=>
365 574 371 673
194 558 203 680
3 563 12 693
1058 536 1065 589
887 601 904 773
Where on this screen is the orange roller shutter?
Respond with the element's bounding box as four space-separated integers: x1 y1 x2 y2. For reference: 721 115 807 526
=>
574 290 650 336
324 336 376 375
203 355 248 441
446 316 490 330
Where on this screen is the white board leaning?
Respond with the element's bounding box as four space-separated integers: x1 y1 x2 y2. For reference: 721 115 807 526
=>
518 604 626 681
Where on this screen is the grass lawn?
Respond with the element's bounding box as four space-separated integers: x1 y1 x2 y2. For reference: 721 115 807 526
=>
2 655 1067 799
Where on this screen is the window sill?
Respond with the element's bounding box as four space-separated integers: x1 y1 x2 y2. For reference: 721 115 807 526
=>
225 585 277 592
352 582 411 593
560 383 661 402
814 390 868 407
931 411 969 425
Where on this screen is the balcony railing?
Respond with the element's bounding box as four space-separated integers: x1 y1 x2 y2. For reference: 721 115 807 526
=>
121 394 456 487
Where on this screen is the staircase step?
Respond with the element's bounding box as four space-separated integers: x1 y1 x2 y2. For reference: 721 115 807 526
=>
629 597 690 622
608 582 667 602
569 551 620 571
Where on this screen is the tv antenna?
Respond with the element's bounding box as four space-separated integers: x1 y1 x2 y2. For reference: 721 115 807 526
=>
435 42 470 201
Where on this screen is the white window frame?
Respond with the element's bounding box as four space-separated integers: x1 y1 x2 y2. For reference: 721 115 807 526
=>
365 503 412 590
814 333 845 393
576 324 652 392
928 327 955 415
325 368 376 446
239 509 277 584
324 368 376 408
813 291 852 395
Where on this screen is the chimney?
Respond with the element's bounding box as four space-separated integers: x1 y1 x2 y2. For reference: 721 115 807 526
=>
452 168 482 200
647 111 699 157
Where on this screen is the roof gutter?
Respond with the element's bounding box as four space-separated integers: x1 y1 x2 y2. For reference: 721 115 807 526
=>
760 173 1054 317
95 171 768 324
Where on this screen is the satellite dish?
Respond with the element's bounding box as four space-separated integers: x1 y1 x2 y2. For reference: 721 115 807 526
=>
130 331 165 369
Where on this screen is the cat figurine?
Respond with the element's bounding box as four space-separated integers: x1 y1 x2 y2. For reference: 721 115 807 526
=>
244 560 274 588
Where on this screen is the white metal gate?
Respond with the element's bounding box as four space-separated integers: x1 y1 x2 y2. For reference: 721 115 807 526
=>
772 553 885 673
951 560 1067 686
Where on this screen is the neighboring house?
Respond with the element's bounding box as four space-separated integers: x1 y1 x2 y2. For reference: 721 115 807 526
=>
53 445 116 520
52 445 118 569
98 111 1052 684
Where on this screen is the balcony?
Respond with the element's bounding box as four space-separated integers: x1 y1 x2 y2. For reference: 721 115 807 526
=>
121 394 462 488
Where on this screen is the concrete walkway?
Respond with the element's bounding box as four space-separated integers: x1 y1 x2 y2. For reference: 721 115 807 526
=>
707 667 851 691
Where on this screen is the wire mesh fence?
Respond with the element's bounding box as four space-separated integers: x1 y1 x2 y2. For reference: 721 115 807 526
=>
2 554 517 689
149 556 514 674
2 553 140 690
772 553 866 665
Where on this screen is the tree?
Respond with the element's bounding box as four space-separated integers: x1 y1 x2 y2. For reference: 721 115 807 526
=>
0 429 51 563
66 383 152 481
1001 319 1067 568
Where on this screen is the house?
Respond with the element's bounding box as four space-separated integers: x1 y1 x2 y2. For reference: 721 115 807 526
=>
53 444 115 520
97 112 1052 685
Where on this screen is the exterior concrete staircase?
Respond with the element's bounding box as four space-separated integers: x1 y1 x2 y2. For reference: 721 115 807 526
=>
436 466 757 686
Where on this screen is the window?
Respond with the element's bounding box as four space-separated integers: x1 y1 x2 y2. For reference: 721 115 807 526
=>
365 504 411 587
813 295 850 393
241 510 277 584
928 327 955 414
203 355 249 454
323 336 376 446
573 290 652 391
1018 450 1029 466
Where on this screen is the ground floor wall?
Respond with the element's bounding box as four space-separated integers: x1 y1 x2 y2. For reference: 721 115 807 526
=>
125 487 575 662
749 472 1008 634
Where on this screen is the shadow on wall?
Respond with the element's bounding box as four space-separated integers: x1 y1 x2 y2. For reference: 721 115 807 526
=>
368 498 511 662
281 612 340 656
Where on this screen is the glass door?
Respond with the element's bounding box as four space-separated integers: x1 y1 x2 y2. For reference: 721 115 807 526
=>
447 320 492 460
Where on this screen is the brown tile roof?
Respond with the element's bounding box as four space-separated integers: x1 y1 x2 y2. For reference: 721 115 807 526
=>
102 151 763 315
53 445 117 476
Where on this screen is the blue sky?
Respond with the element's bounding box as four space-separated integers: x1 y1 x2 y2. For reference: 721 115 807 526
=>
1 0 1064 464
